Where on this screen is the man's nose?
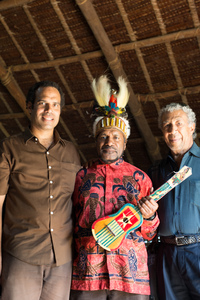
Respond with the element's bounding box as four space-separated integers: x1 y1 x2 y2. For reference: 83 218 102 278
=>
105 136 113 146
44 103 52 112
169 124 177 133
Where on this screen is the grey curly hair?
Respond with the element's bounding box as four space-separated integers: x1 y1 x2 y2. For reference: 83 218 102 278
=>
158 103 197 139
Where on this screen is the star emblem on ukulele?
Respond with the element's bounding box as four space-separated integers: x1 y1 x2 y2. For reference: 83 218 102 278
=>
118 213 132 228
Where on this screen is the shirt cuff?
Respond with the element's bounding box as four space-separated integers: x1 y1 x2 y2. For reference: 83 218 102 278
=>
144 213 156 221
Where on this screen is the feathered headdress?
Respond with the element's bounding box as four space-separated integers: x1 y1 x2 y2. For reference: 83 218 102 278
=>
92 75 130 139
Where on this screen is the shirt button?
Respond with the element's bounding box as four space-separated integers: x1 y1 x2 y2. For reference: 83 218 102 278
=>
51 228 54 232
50 195 53 199
50 211 54 215
49 166 52 169
50 180 53 184
47 151 49 155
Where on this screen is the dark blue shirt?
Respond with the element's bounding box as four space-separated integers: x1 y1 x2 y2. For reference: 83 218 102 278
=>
148 142 200 237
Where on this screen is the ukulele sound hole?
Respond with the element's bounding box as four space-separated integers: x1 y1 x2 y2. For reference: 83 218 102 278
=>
123 217 129 223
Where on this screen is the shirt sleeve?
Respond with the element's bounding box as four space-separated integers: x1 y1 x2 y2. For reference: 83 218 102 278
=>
141 214 160 241
0 143 11 195
139 171 160 241
72 168 85 207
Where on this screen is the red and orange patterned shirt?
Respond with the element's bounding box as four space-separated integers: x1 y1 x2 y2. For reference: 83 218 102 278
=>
71 158 159 295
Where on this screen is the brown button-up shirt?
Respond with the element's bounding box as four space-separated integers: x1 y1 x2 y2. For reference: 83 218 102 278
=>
0 128 80 266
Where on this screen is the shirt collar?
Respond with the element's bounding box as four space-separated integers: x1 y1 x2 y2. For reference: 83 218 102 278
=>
93 157 125 170
167 142 200 163
187 142 200 158
23 127 65 146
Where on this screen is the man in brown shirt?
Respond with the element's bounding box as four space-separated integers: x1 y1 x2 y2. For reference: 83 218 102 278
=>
0 81 81 300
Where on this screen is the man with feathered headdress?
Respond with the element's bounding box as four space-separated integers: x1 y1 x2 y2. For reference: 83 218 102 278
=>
70 76 159 300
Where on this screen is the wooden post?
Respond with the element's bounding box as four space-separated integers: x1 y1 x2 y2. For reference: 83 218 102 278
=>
0 64 30 119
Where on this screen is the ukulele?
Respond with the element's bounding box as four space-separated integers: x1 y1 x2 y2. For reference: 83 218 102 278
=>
92 165 192 251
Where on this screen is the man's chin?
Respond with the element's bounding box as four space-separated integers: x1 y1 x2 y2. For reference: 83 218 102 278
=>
100 156 120 164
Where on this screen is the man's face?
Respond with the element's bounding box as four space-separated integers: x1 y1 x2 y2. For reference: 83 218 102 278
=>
29 86 61 133
161 109 195 156
96 128 126 164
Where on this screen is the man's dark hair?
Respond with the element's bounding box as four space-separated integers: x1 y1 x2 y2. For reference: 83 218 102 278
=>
26 81 65 109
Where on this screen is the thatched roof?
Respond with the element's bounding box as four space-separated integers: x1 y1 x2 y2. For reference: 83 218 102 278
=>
0 0 200 171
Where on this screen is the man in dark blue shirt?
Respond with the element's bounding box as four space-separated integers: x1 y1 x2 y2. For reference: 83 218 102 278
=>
148 103 200 300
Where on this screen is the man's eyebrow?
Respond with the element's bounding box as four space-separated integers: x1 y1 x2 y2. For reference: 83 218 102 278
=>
36 99 46 102
36 99 60 103
163 117 182 123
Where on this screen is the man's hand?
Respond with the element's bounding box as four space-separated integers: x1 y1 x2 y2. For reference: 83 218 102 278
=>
138 195 158 220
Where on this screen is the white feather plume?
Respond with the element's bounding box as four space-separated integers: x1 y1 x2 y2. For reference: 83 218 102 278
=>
91 75 110 106
92 75 129 108
116 76 130 108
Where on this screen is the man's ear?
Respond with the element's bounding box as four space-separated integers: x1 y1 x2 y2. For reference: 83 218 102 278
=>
190 122 195 135
26 101 33 114
124 139 127 151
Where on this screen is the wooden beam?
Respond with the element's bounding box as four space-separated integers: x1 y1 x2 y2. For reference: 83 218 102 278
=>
137 85 200 102
0 0 34 11
55 84 200 112
11 27 200 73
76 0 161 162
62 100 94 111
0 122 9 137
12 51 103 72
0 112 25 119
117 27 200 52
0 64 30 119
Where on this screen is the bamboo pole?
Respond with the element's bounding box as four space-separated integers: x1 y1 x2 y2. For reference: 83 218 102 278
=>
137 85 200 102
56 84 200 110
0 112 25 120
76 0 161 162
12 51 103 72
0 64 30 119
0 0 34 10
12 26 200 72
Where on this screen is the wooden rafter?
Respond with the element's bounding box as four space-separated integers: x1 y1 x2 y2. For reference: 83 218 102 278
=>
137 85 200 102
151 0 188 105
116 0 161 115
0 0 34 10
11 26 200 72
187 0 200 47
0 112 25 120
0 92 24 131
0 63 30 119
2 83 199 117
